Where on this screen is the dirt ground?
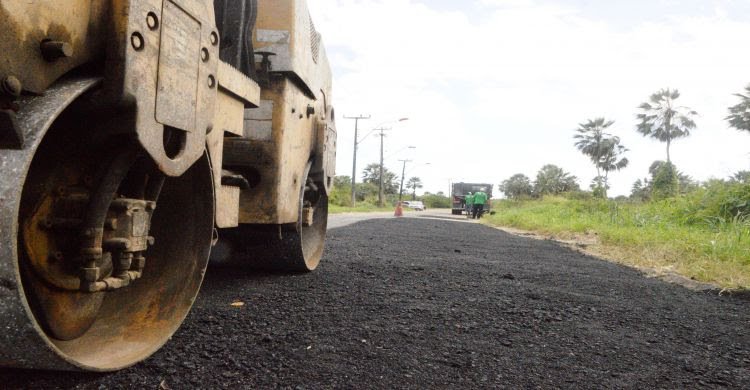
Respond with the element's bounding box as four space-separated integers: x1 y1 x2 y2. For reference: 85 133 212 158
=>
1 217 748 389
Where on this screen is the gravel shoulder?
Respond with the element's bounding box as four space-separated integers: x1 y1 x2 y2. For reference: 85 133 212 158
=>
1 217 748 389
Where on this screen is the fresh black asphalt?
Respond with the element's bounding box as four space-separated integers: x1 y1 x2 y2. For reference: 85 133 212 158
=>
1 217 748 389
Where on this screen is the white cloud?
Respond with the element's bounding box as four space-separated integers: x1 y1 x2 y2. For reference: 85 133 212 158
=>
309 0 750 196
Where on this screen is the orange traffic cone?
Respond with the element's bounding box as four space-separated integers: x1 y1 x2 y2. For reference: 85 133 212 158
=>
394 202 404 217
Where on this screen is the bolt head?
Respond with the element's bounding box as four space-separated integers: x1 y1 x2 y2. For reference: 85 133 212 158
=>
1 76 22 97
40 40 73 62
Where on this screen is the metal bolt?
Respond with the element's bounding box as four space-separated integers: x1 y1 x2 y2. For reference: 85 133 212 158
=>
208 75 216 88
40 40 73 62
131 32 144 51
49 252 64 262
201 48 209 62
147 12 159 30
1 76 22 97
210 31 219 46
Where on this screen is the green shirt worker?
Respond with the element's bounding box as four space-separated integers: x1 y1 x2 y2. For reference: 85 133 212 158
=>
472 190 488 219
464 192 474 215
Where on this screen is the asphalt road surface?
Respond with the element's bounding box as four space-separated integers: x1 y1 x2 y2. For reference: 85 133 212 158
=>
2 212 749 389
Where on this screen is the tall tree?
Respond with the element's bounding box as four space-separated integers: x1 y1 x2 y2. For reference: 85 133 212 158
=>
726 84 750 133
499 174 533 200
574 118 629 198
636 88 697 163
406 177 423 200
362 163 398 194
730 170 750 184
334 175 352 188
598 136 629 193
533 164 579 196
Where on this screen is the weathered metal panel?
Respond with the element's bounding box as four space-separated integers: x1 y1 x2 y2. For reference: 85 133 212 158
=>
232 78 314 224
0 1 108 94
155 0 202 132
208 61 263 228
103 0 219 177
217 61 261 110
215 185 240 227
254 0 333 101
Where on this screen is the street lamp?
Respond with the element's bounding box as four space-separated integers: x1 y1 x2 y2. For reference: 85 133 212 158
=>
345 116 409 207
345 116 408 207
344 115 371 207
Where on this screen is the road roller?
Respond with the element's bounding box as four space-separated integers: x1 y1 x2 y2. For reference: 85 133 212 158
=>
0 0 336 371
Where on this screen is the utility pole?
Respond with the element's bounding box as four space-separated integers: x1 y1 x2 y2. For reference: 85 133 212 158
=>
344 115 370 207
374 127 391 207
398 159 412 201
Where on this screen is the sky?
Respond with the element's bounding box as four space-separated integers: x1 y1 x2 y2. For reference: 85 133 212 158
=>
309 0 750 197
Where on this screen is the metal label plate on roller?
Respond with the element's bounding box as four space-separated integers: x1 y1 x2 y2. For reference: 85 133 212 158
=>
155 0 201 132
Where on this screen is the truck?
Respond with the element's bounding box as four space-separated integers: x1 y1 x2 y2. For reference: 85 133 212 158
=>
451 182 494 215
0 0 336 371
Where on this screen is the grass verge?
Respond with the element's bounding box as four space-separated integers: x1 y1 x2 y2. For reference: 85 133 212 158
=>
483 197 750 289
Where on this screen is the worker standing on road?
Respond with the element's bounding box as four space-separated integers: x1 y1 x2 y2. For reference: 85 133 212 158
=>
472 190 488 219
464 192 474 217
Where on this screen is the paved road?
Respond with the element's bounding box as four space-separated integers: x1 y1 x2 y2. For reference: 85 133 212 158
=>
1 216 748 389
328 208 468 229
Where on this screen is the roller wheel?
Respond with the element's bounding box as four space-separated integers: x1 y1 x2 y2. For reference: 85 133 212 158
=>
0 78 214 371
215 163 329 272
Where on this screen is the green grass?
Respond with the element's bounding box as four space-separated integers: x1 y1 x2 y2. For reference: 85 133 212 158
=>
484 196 750 289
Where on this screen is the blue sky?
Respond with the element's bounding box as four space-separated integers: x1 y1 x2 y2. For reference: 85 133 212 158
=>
310 0 750 197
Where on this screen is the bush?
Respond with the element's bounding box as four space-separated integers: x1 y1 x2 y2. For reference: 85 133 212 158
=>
675 181 750 225
651 162 679 200
422 193 451 208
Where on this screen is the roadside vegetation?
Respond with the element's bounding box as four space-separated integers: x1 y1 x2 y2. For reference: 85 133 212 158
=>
491 86 750 289
329 169 450 213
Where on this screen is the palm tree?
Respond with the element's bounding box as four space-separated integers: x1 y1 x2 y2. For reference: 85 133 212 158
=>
407 177 423 200
598 137 629 190
726 84 750 133
636 88 697 163
574 118 628 197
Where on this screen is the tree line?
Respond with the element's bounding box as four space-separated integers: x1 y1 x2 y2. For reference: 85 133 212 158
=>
500 86 750 201
329 163 425 206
